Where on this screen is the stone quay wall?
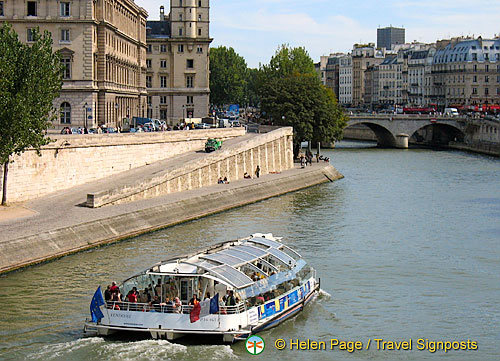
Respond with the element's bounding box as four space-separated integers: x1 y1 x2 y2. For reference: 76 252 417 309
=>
0 164 342 274
87 127 295 207
0 129 245 203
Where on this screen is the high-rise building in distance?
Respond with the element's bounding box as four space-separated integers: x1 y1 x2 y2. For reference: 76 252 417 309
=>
377 26 405 50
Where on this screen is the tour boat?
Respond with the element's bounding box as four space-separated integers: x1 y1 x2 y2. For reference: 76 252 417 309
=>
84 233 320 343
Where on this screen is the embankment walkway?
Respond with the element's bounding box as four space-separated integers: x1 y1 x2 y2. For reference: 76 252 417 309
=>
0 135 342 273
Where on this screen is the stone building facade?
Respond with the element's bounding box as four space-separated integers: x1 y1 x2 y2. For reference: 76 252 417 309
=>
431 37 500 109
146 1 212 124
1 0 148 130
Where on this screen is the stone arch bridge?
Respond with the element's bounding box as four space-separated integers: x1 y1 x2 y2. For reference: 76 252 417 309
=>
346 115 468 148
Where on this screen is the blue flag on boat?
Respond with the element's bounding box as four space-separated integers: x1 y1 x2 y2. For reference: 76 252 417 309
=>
90 286 105 323
210 293 219 314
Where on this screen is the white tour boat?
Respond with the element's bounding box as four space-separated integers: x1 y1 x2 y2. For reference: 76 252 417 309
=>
84 233 319 343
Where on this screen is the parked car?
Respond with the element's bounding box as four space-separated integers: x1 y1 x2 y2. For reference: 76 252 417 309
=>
195 123 211 129
205 138 222 152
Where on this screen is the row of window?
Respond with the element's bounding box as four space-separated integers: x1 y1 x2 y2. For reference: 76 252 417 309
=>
146 59 195 69
146 75 195 88
179 13 204 21
0 2 71 17
27 28 71 43
179 0 204 7
177 27 203 37
148 96 195 105
147 44 204 54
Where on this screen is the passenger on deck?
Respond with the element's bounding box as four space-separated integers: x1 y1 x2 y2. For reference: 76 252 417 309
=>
204 292 211 301
188 294 199 306
173 297 182 313
226 290 236 307
251 272 259 282
127 288 138 303
110 281 119 294
150 296 161 312
104 285 112 301
163 297 173 312
155 279 162 297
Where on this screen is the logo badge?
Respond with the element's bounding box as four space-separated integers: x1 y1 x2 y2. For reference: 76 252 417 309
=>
246 335 265 355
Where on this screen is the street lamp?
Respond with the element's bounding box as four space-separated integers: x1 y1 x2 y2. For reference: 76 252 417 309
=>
84 102 88 129
182 105 185 121
115 103 119 127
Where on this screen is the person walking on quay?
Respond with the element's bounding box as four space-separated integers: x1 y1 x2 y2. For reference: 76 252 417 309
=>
255 165 261 178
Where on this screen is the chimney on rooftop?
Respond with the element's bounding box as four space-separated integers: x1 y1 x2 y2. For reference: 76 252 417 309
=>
160 6 165 21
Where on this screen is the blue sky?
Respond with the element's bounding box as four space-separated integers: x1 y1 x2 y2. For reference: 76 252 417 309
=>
138 0 500 68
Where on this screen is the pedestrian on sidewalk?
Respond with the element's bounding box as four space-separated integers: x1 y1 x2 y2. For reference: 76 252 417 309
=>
255 165 261 178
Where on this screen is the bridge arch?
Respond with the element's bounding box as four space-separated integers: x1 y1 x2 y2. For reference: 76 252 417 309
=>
345 121 398 148
410 123 465 145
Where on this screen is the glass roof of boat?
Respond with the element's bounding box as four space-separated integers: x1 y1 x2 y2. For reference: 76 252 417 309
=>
247 236 283 249
151 235 301 289
210 264 253 288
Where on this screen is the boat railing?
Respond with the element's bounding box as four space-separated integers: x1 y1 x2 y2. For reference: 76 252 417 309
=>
106 301 246 315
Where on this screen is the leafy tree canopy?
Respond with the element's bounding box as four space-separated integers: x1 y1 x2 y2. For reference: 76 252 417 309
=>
0 23 63 204
209 46 248 106
258 44 347 154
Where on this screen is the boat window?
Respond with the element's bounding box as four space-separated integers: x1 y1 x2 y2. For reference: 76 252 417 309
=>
247 236 282 249
210 264 253 288
233 244 269 258
219 248 258 263
201 253 244 267
267 248 296 267
238 259 307 300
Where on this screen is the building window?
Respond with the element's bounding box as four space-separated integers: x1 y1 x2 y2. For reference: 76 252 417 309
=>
146 59 152 68
27 28 35 42
186 75 194 88
160 59 167 68
0 2 4 16
186 59 194 69
147 45 152 53
60 2 70 17
160 109 168 120
178 44 184 53
485 76 489 83
179 28 183 36
197 45 203 54
472 53 477 61
146 76 152 88
160 76 167 88
473 75 477 83
147 96 152 106
180 0 183 6
485 88 489 96
198 0 202 6
60 102 71 124
198 14 201 21
179 13 183 21
198 28 202 36
61 58 71 79
187 96 193 104
61 29 70 42
160 44 167 53
472 87 477 95
485 65 489 72
160 96 167 104
27 1 37 16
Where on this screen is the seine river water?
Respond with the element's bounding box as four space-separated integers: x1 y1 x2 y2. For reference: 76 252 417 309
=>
0 141 499 361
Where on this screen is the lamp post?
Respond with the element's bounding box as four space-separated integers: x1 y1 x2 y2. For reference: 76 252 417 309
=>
182 105 185 121
115 103 119 127
84 102 88 129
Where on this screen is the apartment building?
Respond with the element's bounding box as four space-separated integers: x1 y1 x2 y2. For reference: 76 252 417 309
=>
431 37 500 108
351 44 385 107
1 0 148 129
339 54 353 105
146 1 212 123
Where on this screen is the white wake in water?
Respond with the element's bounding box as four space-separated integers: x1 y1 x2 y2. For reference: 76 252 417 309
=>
27 337 106 360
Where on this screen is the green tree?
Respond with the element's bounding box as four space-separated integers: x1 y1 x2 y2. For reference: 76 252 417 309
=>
209 46 248 106
246 67 261 107
0 24 63 205
258 45 347 156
